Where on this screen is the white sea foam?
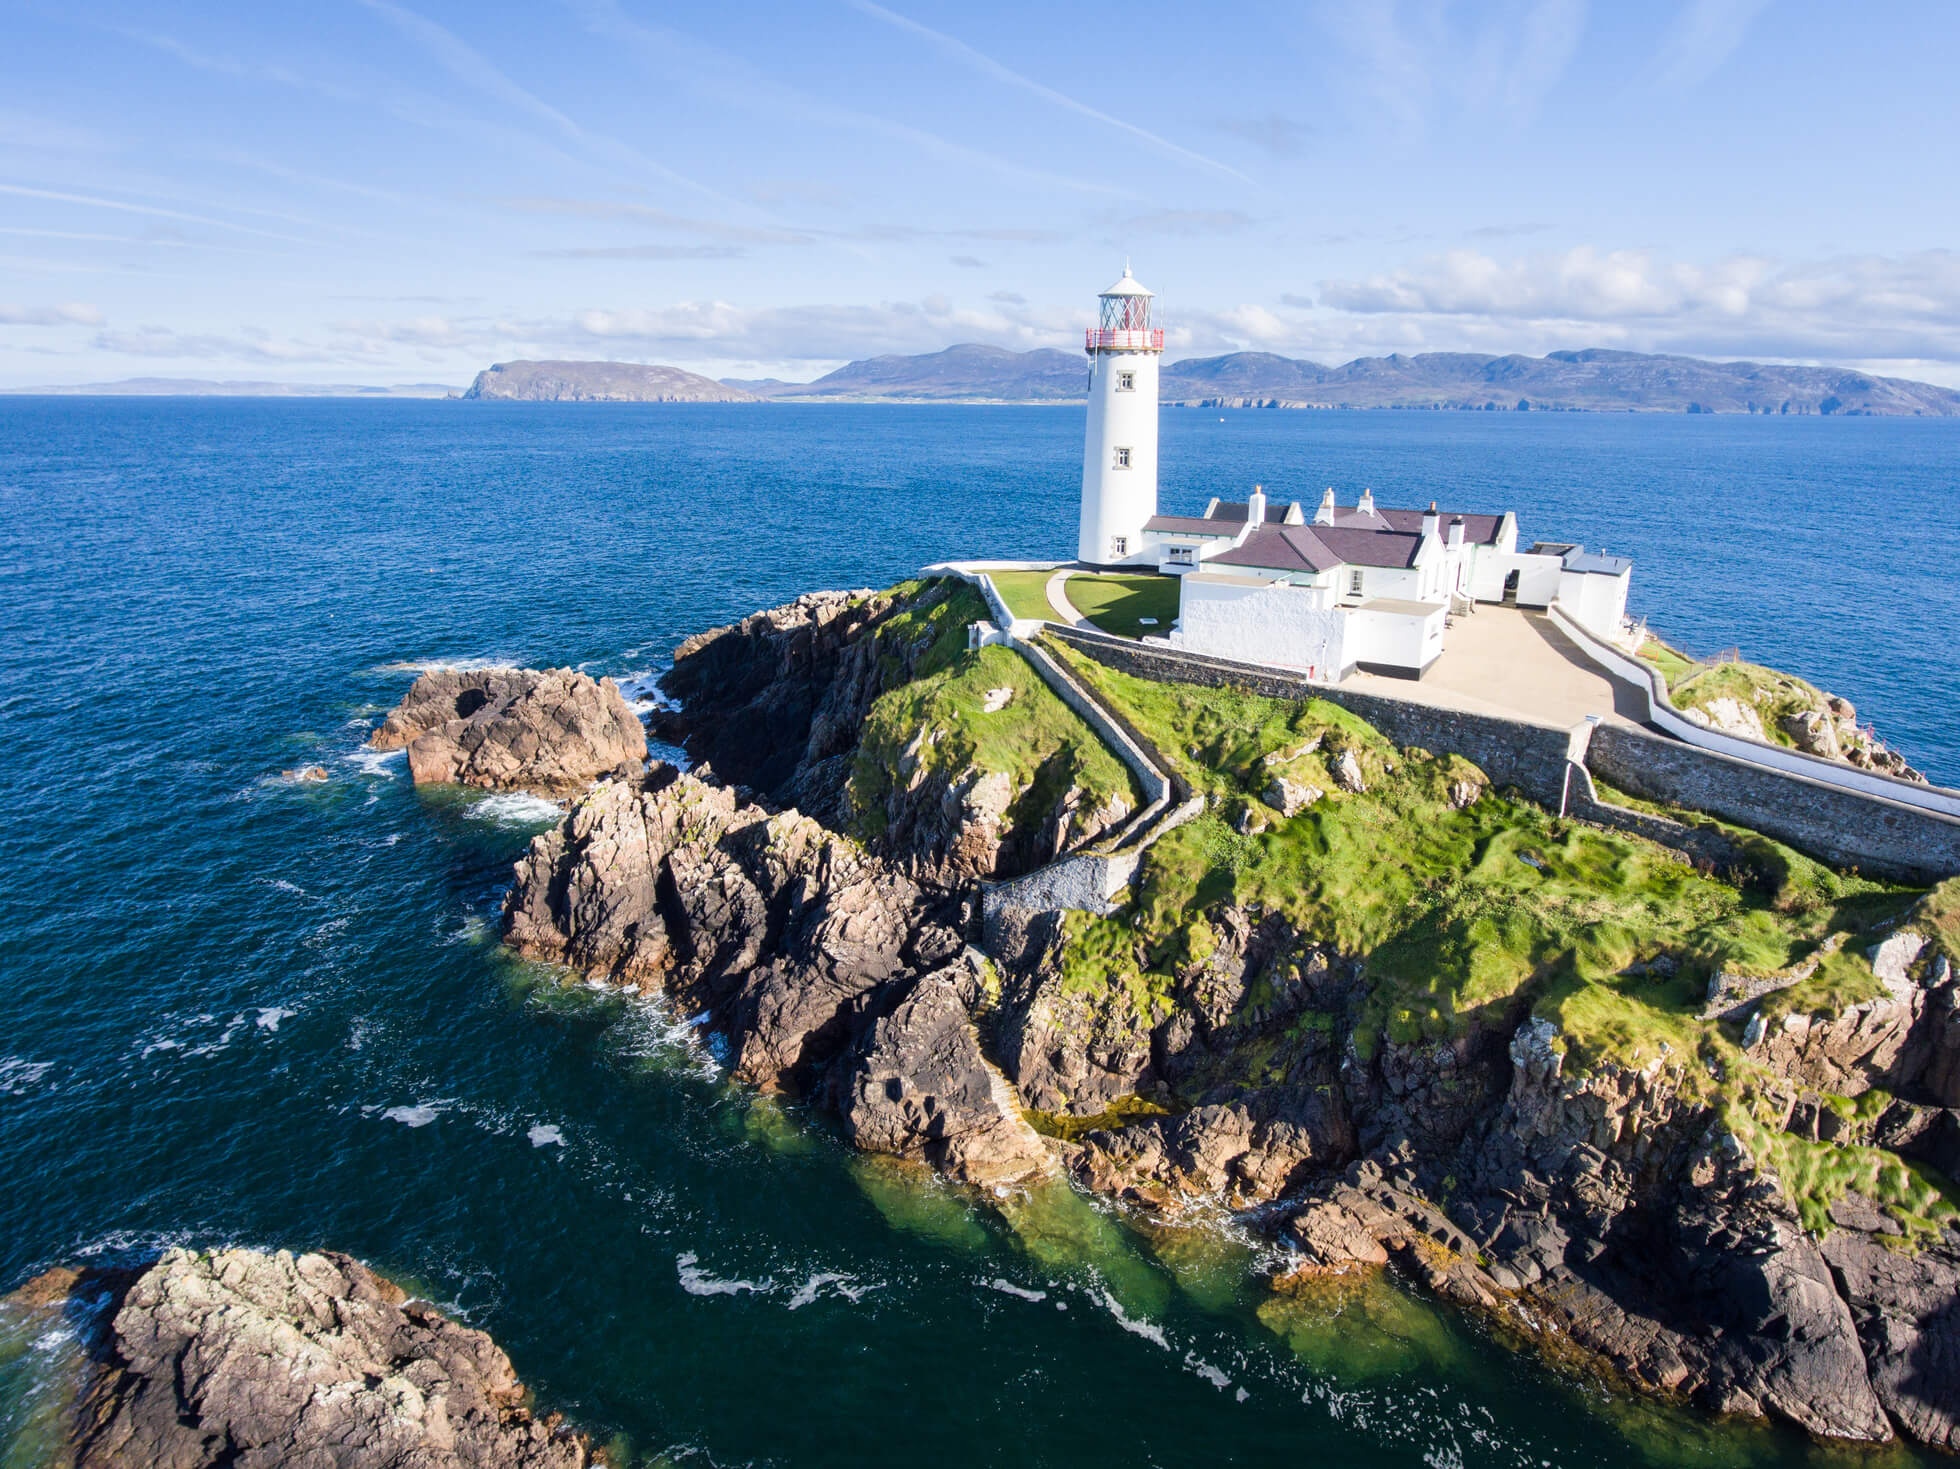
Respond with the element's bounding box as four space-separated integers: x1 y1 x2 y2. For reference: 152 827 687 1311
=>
1183 1351 1232 1390
347 748 404 780
675 1252 770 1298
256 1007 296 1033
985 1278 1047 1303
382 1103 443 1128
1097 1289 1170 1350
1234 1386 1249 1403
371 657 513 674
0 1057 53 1095
467 792 565 827
610 993 723 1083
527 1125 565 1148
787 1272 859 1310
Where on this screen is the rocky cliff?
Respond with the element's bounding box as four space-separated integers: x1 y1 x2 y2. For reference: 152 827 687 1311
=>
463 360 757 403
3 1247 595 1468
371 666 647 797
499 579 1960 1450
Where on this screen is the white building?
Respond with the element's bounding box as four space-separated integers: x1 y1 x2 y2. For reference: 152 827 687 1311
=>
1077 267 1164 566
1069 268 1635 678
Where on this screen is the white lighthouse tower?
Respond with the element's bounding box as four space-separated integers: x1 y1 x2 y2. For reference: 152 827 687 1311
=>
1077 266 1164 566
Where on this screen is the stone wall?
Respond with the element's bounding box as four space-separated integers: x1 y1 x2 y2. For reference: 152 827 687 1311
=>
1588 725 1960 884
1048 626 1576 807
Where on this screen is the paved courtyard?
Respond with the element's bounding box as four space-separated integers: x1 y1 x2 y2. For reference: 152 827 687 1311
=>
1343 607 1650 729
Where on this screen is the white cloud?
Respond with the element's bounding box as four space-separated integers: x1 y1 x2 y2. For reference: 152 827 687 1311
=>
1655 0 1775 88
0 302 104 326
846 1 1255 185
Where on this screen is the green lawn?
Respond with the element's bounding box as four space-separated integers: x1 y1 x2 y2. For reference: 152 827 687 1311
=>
1062 572 1182 639
987 569 1059 624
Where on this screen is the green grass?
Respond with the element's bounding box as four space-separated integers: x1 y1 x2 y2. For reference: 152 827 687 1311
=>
1046 639 1914 1078
1060 572 1183 639
1727 1101 1960 1244
986 569 1059 624
1635 637 1697 688
1915 877 1960 964
846 584 1139 847
1666 659 1832 750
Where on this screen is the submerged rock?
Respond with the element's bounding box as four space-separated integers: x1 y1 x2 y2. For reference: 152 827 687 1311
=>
371 666 645 796
10 1247 593 1469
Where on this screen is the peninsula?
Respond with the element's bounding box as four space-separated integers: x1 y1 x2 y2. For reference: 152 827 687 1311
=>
348 268 1960 1453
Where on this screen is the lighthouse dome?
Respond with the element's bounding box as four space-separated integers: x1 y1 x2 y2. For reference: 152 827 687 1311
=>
1099 266 1153 298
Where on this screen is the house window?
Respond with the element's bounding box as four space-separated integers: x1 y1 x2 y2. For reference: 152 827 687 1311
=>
1110 536 1129 558
1117 370 1136 392
1167 545 1195 566
1348 569 1365 597
1113 446 1132 469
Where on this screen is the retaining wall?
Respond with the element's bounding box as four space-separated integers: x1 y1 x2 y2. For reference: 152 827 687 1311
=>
1587 725 1960 885
1546 604 1960 820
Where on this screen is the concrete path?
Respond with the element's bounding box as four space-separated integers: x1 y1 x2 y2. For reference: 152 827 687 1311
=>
1342 608 1650 728
1044 569 1088 627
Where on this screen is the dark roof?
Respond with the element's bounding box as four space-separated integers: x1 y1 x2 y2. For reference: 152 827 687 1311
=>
1210 524 1423 574
1378 507 1505 543
1143 514 1237 536
1205 500 1256 523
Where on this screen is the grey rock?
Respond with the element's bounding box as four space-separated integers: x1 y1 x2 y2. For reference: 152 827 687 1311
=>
832 969 1056 1186
371 667 646 796
42 1248 592 1469
1261 775 1323 817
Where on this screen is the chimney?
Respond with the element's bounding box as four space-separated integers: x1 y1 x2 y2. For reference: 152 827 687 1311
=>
1421 500 1441 540
1357 487 1376 516
1247 484 1266 525
1314 487 1336 525
1447 515 1465 550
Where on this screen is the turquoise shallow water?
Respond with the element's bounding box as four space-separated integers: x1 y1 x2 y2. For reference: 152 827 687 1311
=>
2 400 1956 1466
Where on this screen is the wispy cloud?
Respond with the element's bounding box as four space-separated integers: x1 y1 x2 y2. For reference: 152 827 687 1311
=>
1316 0 1588 133
1311 244 1960 364
528 243 746 261
564 0 1125 199
1209 114 1313 159
496 196 814 246
0 302 104 326
1655 0 1775 88
354 0 736 206
847 0 1255 186
0 182 309 244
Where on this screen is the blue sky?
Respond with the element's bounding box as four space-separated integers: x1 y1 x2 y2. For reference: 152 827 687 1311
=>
3 0 1957 387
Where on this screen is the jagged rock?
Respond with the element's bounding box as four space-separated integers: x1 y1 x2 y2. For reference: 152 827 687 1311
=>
1262 775 1323 817
832 967 1055 1186
1783 708 1844 761
505 768 925 1092
282 765 330 783
1331 748 1367 793
371 667 646 796
1261 735 1323 766
1871 930 1929 998
14 1248 592 1469
1821 1232 1960 1450
1447 778 1484 809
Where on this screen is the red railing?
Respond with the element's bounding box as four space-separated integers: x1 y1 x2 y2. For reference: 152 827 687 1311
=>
1085 328 1164 351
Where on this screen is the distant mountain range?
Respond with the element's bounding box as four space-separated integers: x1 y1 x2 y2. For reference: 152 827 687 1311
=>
463 359 755 402
3 378 458 398
728 344 1960 415
14 347 1958 414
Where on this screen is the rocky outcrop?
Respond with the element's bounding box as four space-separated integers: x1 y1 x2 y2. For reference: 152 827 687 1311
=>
504 766 1046 1186
9 1248 592 1469
372 667 646 796
832 963 1054 1186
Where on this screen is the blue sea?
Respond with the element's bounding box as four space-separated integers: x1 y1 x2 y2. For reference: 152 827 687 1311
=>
2 399 1956 1467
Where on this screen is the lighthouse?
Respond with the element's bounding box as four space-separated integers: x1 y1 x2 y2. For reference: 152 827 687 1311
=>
1077 266 1164 566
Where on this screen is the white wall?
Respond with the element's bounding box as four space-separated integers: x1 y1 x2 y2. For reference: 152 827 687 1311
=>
1170 577 1349 678
1349 603 1446 674
1556 569 1630 641
1078 348 1161 565
1472 551 1564 606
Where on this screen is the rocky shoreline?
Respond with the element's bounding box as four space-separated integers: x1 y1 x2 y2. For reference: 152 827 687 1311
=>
425 580 1960 1451
3 1248 596 1468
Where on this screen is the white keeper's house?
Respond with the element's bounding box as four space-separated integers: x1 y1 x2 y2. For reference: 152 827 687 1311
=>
1074 267 1633 681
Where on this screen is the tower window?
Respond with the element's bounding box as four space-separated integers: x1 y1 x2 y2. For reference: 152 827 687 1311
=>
1110 536 1128 557
1117 370 1135 392
1348 569 1365 597
1113 446 1132 469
